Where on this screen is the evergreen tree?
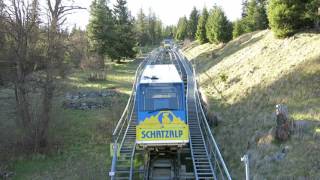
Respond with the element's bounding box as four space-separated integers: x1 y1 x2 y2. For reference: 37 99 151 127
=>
196 7 209 44
206 6 232 43
187 7 199 39
135 8 149 46
241 0 249 17
233 19 246 38
245 0 268 31
113 0 136 61
163 26 175 39
135 9 166 45
235 0 268 38
147 10 157 45
254 0 269 30
155 19 163 43
175 16 188 40
244 0 257 31
172 26 177 38
267 0 306 38
87 0 116 66
305 0 320 28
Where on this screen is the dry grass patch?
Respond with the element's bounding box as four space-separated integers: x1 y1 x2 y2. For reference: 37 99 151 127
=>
184 30 320 178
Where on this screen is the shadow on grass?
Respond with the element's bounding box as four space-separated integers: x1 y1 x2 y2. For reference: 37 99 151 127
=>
206 56 320 178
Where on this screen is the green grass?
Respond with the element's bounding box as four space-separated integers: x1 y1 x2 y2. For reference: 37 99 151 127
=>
0 59 141 179
183 30 320 178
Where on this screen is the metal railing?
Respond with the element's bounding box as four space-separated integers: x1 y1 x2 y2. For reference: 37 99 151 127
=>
129 142 137 179
109 55 149 179
195 89 232 180
179 50 232 180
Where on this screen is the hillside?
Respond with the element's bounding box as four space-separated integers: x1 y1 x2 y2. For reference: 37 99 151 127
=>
183 30 320 179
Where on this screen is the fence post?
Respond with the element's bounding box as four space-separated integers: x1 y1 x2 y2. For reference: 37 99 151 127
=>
241 154 249 180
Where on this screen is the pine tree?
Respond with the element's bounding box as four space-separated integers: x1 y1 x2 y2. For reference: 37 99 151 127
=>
187 7 199 39
236 0 269 37
135 8 149 46
206 6 232 44
163 26 175 39
241 0 249 17
113 0 136 62
244 0 257 32
305 0 320 28
268 0 306 38
87 0 116 66
147 10 157 45
196 7 209 44
135 9 165 45
233 19 246 38
175 16 188 40
155 19 163 43
245 0 268 32
254 0 269 30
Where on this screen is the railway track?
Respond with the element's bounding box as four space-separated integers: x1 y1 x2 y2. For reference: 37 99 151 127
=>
110 48 232 180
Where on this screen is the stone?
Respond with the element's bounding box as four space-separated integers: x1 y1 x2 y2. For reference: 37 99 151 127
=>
63 90 121 110
274 152 286 161
72 95 79 100
0 171 14 178
101 92 108 97
65 92 73 100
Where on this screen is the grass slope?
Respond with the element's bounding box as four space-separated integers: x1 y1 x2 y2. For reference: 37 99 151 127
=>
0 59 141 179
183 30 320 179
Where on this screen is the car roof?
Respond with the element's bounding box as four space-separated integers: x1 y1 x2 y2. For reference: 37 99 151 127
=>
139 64 182 84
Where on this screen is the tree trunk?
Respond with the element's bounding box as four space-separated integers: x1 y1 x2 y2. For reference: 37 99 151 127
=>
36 12 57 150
14 82 31 128
14 61 34 147
38 73 54 149
99 54 105 68
15 60 31 125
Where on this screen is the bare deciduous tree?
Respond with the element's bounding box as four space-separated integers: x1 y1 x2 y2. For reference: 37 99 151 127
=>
36 0 84 149
4 0 40 147
3 0 84 152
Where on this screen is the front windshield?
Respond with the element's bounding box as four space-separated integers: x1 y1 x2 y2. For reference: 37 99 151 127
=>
141 85 180 112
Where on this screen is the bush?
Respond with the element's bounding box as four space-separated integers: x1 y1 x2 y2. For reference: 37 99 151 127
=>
206 6 233 44
267 0 308 38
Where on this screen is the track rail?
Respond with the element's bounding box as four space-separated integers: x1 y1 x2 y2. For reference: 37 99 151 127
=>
173 50 216 179
109 47 231 180
177 49 232 180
